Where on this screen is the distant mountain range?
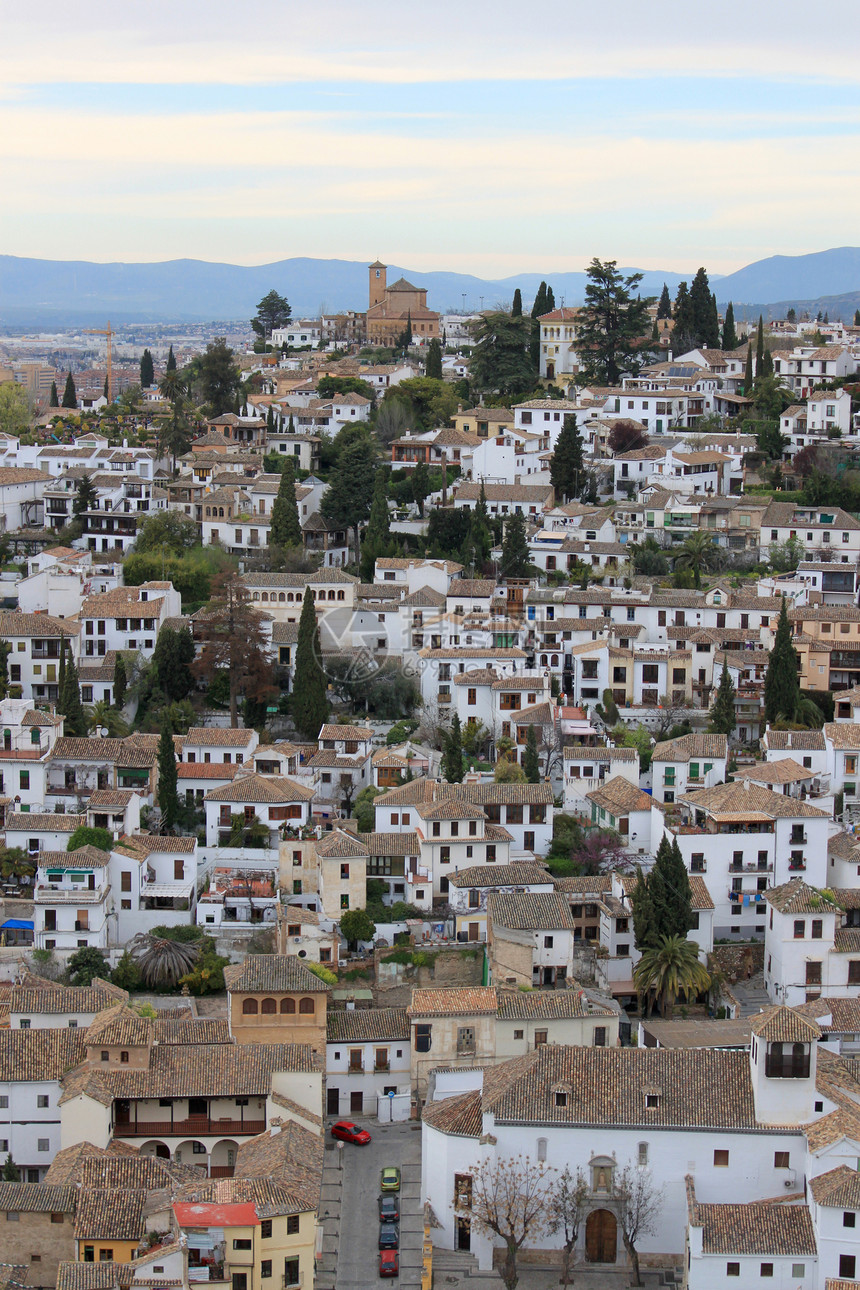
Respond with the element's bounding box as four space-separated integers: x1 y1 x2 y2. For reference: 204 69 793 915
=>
2 247 860 327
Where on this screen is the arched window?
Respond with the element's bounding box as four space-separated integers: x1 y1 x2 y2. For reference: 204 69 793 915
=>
242 999 258 1015
218 507 224 517
551 654 559 667
205 507 211 517
537 1137 547 1161
261 998 277 1014
279 593 286 602
261 592 269 601
337 590 345 601
253 593 260 601
328 590 335 600
280 997 296 1014
541 655 548 666
299 997 315 1015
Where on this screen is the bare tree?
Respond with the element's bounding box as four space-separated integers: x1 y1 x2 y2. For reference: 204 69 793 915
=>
612 1162 664 1287
653 693 694 740
465 1155 556 1290
546 1165 589 1289
191 571 277 727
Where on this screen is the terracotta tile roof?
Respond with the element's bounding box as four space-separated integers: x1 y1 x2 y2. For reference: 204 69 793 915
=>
448 580 497 598
416 798 486 821
447 863 555 889
764 879 842 915
421 1088 483 1137
204 774 314 803
407 987 498 1017
809 1165 860 1208
177 762 241 780
74 1188 146 1240
79 1154 196 1192
825 722 860 750
749 1005 821 1043
795 998 860 1035
0 1182 76 1213
38 844 111 868
554 875 613 894
359 831 421 855
185 726 256 746
0 1027 88 1081
489 891 574 931
0 612 82 638
5 811 85 832
84 1003 154 1048
326 1007 410 1043
419 647 527 660
232 1122 323 1213
315 829 369 858
692 1197 816 1256
496 988 603 1020
563 746 637 762
734 758 816 785
587 776 656 814
680 782 829 820
374 778 554 808
652 733 728 763
803 1107 860 1153
834 929 860 953
8 981 126 1014
491 675 550 691
224 955 329 993
130 833 197 854
763 729 826 751
173 1174 319 1220
49 736 139 761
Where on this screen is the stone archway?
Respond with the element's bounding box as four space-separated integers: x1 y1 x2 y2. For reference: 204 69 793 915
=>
585 1208 617 1263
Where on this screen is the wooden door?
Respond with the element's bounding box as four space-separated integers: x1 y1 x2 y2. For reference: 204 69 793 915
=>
327 1087 340 1115
468 922 479 942
585 1209 617 1263
350 1090 363 1114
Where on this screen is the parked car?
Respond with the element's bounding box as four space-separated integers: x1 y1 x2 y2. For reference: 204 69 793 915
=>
379 1250 399 1278
378 1221 399 1250
331 1121 371 1145
380 1165 401 1192
379 1194 400 1222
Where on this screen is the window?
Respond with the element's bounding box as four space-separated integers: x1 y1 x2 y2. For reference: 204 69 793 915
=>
457 1026 476 1055
555 1091 568 1107
638 1142 648 1166
845 1212 856 1228
714 1150 729 1167
261 1262 272 1279
849 961 860 984
806 961 822 986
51 1212 65 1224
760 1263 773 1278
534 1029 548 1047
120 1050 129 1063
544 935 554 949
287 1215 300 1235
415 1023 432 1052
774 1151 790 1169
6 1211 19 1222
242 998 259 1015
513 1029 524 1040
793 919 805 939
37 1138 49 1152
37 1094 49 1108
594 1027 607 1047
233 1239 252 1251
840 1256 857 1280
121 871 132 892
19 770 29 790
284 1260 300 1288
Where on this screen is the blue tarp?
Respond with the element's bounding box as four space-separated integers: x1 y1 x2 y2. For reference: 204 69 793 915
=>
1 919 34 930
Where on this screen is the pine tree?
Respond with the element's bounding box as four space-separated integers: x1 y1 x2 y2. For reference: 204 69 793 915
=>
787 308 797 325
157 720 179 832
2 1154 19 1181
721 301 737 352
511 288 523 318
549 414 585 502
744 343 754 394
709 664 736 735
50 381 59 407
62 371 77 409
59 646 86 737
442 714 464 783
523 725 540 783
425 338 443 380
270 457 302 549
139 349 154 388
292 587 330 739
764 598 800 723
113 654 127 709
630 867 658 950
756 315 765 380
500 511 531 579
657 283 672 320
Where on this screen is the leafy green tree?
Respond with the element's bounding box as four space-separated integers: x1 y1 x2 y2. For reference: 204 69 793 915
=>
252 289 291 342
354 786 381 833
511 288 523 318
62 370 77 408
657 284 671 319
764 598 800 723
340 907 376 947
139 349 155 387
317 374 374 403
58 640 86 737
410 460 431 517
68 947 110 987
673 529 719 589
50 380 59 407
292 586 330 739
270 456 302 549
191 571 276 727
156 385 193 469
390 377 459 433
67 825 112 853
709 664 736 735
634 934 710 1018
157 720 180 832
523 725 540 783
442 714 464 783
2 1155 20 1181
111 950 143 992
134 511 199 554
425 338 443 379
577 259 651 384
500 511 531 578
629 536 668 576
549 414 585 502
470 312 536 397
153 625 195 702
321 437 377 564
721 301 737 352
198 337 242 415
0 382 32 437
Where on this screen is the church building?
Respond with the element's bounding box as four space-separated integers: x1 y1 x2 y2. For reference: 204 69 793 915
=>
365 260 441 347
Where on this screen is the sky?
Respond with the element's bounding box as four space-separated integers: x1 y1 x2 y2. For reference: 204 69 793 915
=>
2 0 860 276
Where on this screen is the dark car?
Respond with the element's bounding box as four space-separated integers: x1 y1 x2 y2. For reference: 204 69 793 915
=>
330 1121 372 1145
379 1250 399 1278
378 1221 400 1250
379 1194 400 1222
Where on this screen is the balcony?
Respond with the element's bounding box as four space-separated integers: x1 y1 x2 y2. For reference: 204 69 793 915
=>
35 883 108 903
790 834 808 847
789 861 807 871
347 1064 365 1075
729 862 773 872
114 1116 265 1137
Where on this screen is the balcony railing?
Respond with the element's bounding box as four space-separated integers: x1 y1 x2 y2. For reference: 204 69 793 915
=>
35 884 108 903
729 862 773 872
114 1116 265 1137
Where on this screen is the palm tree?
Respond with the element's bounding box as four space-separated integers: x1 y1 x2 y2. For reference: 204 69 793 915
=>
673 529 721 589
633 935 710 1018
87 699 129 737
773 695 827 730
129 932 201 988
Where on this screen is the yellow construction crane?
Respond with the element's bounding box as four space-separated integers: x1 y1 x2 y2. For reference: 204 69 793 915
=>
84 321 114 402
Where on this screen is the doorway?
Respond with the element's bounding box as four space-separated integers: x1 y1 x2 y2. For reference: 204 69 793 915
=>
468 922 479 942
585 1209 617 1263
327 1087 340 1115
456 1217 471 1252
350 1090 363 1114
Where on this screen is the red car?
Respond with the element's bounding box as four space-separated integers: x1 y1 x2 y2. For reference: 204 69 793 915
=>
379 1250 399 1278
331 1120 372 1145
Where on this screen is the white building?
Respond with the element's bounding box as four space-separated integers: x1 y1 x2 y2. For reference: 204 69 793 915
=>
325 1008 411 1119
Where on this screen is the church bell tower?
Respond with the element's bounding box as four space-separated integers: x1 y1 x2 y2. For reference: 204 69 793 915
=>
369 260 387 309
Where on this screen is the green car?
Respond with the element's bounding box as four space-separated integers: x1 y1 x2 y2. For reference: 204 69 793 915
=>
380 1166 401 1193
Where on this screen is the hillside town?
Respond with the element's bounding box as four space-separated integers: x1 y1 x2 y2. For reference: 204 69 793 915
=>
3 258 860 1290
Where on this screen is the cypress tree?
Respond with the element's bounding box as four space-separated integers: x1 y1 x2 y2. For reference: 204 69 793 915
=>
755 315 765 379
500 511 531 579
62 371 77 409
657 283 672 320
630 867 658 950
166 345 177 372
523 725 540 783
287 412 295 433
470 482 492 568
709 664 736 735
761 345 774 378
364 469 391 547
58 633 67 700
511 288 523 318
764 598 800 723
425 338 443 379
266 405 274 430
157 720 179 832
113 654 127 709
442 714 464 783
855 310 860 327
672 282 695 350
689 267 714 347
529 281 548 367
50 381 59 407
721 301 737 352
651 319 659 343
646 838 671 940
103 376 109 400
270 457 302 549
710 293 720 349
292 587 330 740
658 837 694 939
139 349 154 388
549 413 585 502
545 285 555 312
59 648 86 737
744 342 754 394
